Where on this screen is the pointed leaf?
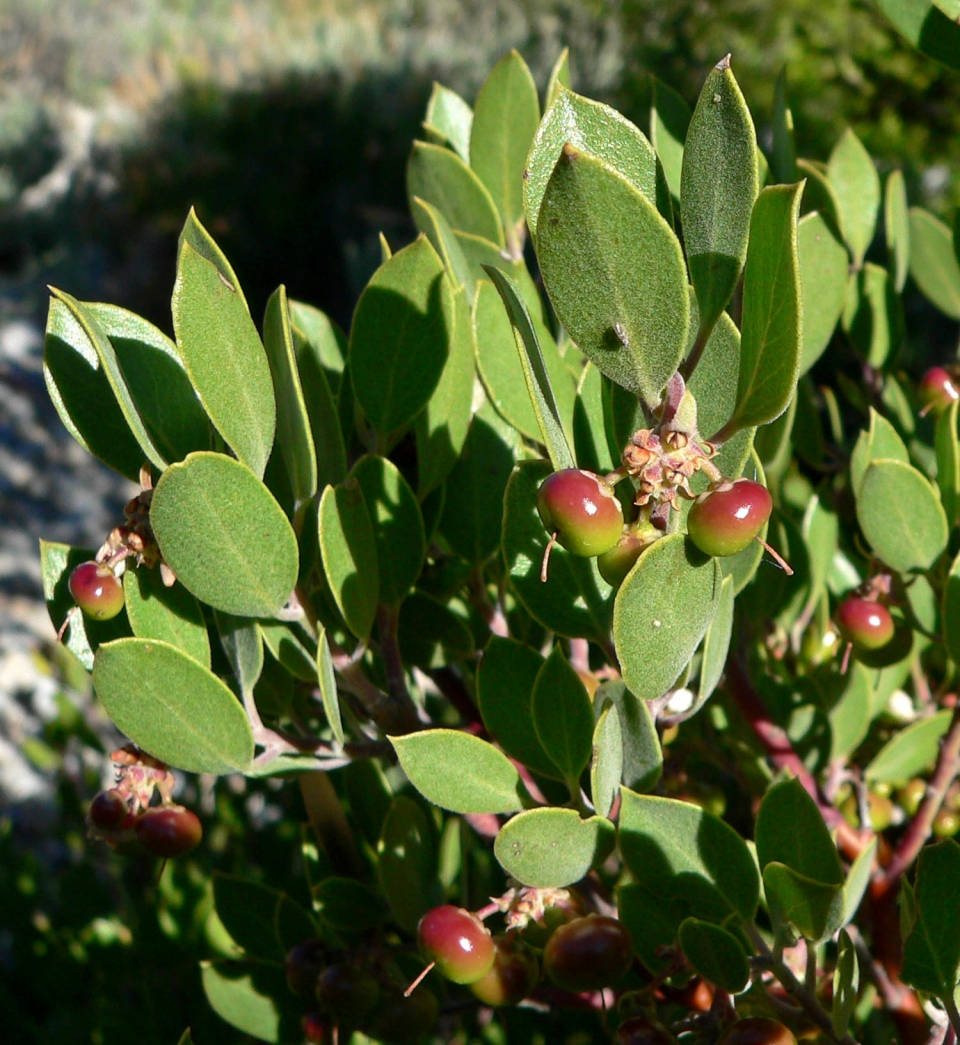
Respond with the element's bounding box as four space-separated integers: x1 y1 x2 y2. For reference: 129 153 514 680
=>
289 300 346 385
650 76 690 202
681 56 759 333
798 211 849 376
827 129 880 267
390 729 525 814
886 170 910 293
545 47 571 109
875 0 960 78
850 408 909 493
909 207 960 319
901 838 960 995
596 681 662 792
842 262 904 369
866 709 953 785
686 307 741 440
290 312 346 490
93 637 254 774
756 777 844 884
258 620 315 681
411 195 476 299
216 611 263 695
678 918 750 993
318 480 379 641
407 141 503 245
573 362 615 474
936 400 960 527
494 808 614 888
591 701 623 819
316 626 343 745
696 574 735 709
377 796 441 932
614 535 722 702
532 645 595 784
771 68 796 184
425 83 473 163
123 566 210 667
833 930 860 1039
841 837 878 928
763 862 843 942
172 210 275 478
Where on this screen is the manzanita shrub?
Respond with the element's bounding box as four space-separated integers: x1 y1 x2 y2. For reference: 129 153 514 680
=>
38 39 960 1045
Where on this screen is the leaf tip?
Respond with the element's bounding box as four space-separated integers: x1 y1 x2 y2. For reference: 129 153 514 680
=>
716 54 732 71
560 142 582 161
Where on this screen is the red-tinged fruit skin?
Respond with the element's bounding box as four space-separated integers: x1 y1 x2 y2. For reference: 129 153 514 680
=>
597 521 660 587
717 1018 798 1045
536 469 624 557
835 596 895 651
417 905 495 984
686 479 772 558
302 1011 328 1044
542 914 633 992
919 366 960 415
469 935 539 1007
68 561 125 620
135 805 202 858
616 1016 679 1045
88 789 130 831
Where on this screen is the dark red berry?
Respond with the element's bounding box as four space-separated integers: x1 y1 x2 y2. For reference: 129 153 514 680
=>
88 789 130 831
717 1017 797 1045
919 366 960 416
301 1011 329 1044
537 469 623 557
316 964 380 1023
469 935 539 1007
835 596 894 651
285 939 329 1000
542 914 633 993
597 521 660 587
68 561 125 620
135 805 202 858
367 987 439 1043
417 905 495 984
687 479 772 558
616 1016 679 1045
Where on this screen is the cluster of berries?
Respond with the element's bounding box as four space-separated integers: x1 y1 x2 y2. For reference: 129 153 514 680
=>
87 747 202 859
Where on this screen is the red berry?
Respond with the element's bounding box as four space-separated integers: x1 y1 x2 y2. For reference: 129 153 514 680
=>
68 561 125 620
135 805 202 858
919 366 960 415
469 935 539 1007
616 1016 679 1045
537 469 624 557
367 987 439 1043
717 1018 797 1045
316 964 380 1023
835 596 894 651
542 914 633 993
597 521 660 587
687 479 772 558
301 1011 329 1044
285 938 329 1000
88 789 130 831
417 905 495 984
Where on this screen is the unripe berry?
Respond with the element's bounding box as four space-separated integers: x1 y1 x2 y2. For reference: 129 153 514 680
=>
835 596 894 651
597 521 660 587
469 935 539 1007
542 914 633 992
717 1018 797 1045
135 805 202 858
316 964 380 1023
417 905 494 984
68 561 124 621
285 939 329 1000
919 366 960 416
898 778 927 817
537 469 623 557
367 987 439 1043
686 479 772 558
933 809 960 838
88 789 131 831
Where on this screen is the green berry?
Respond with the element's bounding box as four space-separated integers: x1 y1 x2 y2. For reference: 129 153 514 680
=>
687 479 772 558
835 596 894 651
537 469 623 557
68 561 125 620
417 904 494 984
597 520 660 587
469 935 539 1007
316 964 380 1023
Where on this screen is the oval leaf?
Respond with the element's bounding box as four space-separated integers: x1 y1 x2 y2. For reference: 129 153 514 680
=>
678 918 750 994
377 796 442 932
424 83 472 163
494 808 614 888
886 170 910 293
591 701 623 820
756 777 844 885
908 207 960 319
532 645 595 785
865 709 953 785
123 566 210 667
318 480 380 641
798 211 849 376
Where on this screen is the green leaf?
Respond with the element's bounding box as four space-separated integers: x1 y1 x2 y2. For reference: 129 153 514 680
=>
755 777 844 884
415 284 476 497
827 662 872 761
856 459 948 573
481 267 575 469
397 591 475 668
797 159 843 233
502 460 613 641
313 877 387 933
349 236 454 436
93 637 254 774
123 567 210 667
411 195 476 300
841 837 878 929
439 400 519 564
525 84 657 240
84 301 212 464
407 141 503 245
936 400 960 527
390 729 525 814
258 620 315 682
172 210 275 479
532 645 595 785
290 312 346 491
614 535 722 702
213 874 314 962
678 918 750 994
545 47 571 110
617 882 681 974
866 709 953 785
343 760 393 849
151 452 299 618
827 128 880 268
771 67 797 184
697 574 735 710
216 611 263 695
573 363 615 474
591 701 623 819
842 262 904 369
944 551 960 664
763 862 843 942
720 183 803 439
424 82 473 163
908 207 960 319
650 76 690 203
40 541 131 670
177 1030 195 1045
349 455 424 609
681 56 758 334
316 627 343 745
886 170 910 293
377 796 441 932
494 808 614 888
535 145 690 405
618 789 760 922
476 636 559 780
850 408 909 493
318 480 380 641
833 929 860 1040
288 300 346 386
798 211 849 376
201 962 298 1044
470 50 540 240
43 297 150 481
902 839 960 996
595 681 662 792
875 0 960 77
686 307 741 442
263 286 317 505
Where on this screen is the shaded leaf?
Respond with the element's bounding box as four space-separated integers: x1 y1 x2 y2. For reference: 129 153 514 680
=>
866 709 953 785
318 480 379 641
532 645 594 784
407 141 503 245
650 76 690 202
798 211 849 376
908 207 960 319
424 82 472 163
901 839 960 995
377 796 442 932
886 170 910 293
591 701 623 819
678 918 750 993
123 566 210 668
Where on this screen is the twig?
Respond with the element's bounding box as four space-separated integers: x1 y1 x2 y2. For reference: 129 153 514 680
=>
569 637 590 675
469 567 509 636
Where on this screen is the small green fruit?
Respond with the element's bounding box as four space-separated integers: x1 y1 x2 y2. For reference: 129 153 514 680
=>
417 905 495 984
470 935 539 1007
835 596 894 651
536 469 623 557
686 479 772 558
